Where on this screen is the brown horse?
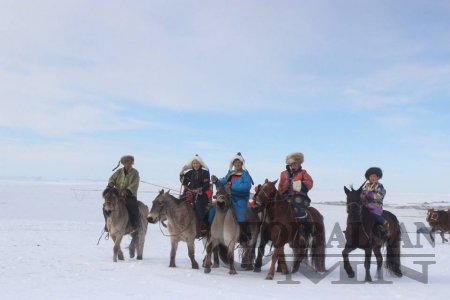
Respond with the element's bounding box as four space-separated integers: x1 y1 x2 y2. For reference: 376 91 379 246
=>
342 186 402 281
102 187 149 262
426 208 450 243
254 179 326 280
147 190 199 269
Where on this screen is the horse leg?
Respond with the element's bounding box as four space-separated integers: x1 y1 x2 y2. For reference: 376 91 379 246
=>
342 245 356 278
364 248 373 282
278 247 289 275
441 231 448 243
113 235 124 262
254 240 266 273
204 242 213 274
187 238 199 269
266 247 281 280
429 226 435 242
228 243 237 275
373 246 383 280
213 246 220 268
136 229 146 260
129 232 137 259
169 237 178 268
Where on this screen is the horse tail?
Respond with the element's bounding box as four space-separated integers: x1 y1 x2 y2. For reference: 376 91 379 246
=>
218 244 229 265
384 211 402 277
308 207 326 272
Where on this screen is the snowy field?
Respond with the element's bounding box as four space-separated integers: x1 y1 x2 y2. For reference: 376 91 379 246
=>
1 179 449 300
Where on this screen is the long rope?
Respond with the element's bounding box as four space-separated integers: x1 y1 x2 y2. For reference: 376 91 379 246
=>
140 180 180 195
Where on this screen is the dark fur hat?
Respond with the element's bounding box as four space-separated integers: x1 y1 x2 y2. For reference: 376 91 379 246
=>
365 167 383 180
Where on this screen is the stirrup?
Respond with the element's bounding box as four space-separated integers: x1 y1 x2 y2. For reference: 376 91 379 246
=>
296 211 308 220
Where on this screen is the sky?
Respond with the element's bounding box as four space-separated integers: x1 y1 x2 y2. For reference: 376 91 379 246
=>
1 0 450 196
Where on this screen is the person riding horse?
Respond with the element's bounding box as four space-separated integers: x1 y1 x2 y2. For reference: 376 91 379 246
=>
211 152 254 243
103 155 140 232
361 167 389 239
278 152 313 221
179 154 212 238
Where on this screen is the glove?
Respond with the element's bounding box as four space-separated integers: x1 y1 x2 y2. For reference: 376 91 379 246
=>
107 182 114 188
292 180 302 192
248 198 256 208
211 175 218 183
365 191 374 201
125 189 133 197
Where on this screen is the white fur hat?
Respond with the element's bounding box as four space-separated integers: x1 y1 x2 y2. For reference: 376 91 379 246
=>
285 152 304 165
229 152 245 170
180 154 209 175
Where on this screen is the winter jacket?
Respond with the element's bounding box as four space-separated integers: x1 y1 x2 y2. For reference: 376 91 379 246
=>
108 168 140 197
180 168 211 193
361 182 386 207
278 167 313 199
215 169 253 222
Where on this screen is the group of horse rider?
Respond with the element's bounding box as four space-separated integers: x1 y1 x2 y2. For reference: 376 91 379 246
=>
103 152 389 240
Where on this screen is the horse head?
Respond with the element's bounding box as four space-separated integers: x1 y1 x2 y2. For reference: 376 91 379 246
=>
147 189 167 224
344 185 363 217
103 187 120 214
214 185 231 209
255 179 279 205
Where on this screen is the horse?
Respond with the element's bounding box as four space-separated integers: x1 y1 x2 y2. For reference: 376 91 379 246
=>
342 186 402 281
147 190 199 269
253 179 326 280
102 187 149 262
204 184 240 274
426 208 450 243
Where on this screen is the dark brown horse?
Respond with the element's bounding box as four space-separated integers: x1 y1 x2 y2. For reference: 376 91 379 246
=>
342 186 402 281
426 208 450 243
253 180 326 280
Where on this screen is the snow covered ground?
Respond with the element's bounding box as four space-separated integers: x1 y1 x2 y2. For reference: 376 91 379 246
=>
1 179 449 300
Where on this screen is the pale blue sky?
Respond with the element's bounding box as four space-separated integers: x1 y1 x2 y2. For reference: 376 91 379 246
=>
1 0 450 196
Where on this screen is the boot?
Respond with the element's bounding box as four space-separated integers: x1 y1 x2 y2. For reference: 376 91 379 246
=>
125 195 140 232
196 220 208 238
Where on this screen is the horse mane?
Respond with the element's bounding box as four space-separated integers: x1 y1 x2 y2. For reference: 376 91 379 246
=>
103 187 119 197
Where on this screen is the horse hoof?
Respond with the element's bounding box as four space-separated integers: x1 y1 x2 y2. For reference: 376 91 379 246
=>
137 255 143 260
192 263 199 269
347 272 355 278
265 275 273 280
253 267 261 273
229 270 237 275
204 268 211 274
213 263 219 268
169 264 176 268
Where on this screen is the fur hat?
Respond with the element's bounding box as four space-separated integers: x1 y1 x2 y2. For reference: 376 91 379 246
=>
112 155 134 171
229 152 245 170
180 154 209 175
365 167 383 180
285 152 304 165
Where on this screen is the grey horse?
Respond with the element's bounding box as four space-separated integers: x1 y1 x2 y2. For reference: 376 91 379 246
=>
102 187 149 262
147 190 199 269
203 185 240 275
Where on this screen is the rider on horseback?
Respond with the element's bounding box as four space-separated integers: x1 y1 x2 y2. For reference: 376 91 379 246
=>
278 152 313 221
103 155 140 232
211 152 254 243
361 167 389 240
179 154 212 238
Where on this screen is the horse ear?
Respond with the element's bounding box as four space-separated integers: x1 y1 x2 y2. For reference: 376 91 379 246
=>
272 179 278 185
264 178 269 183
165 190 171 195
159 189 164 195
344 186 350 195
